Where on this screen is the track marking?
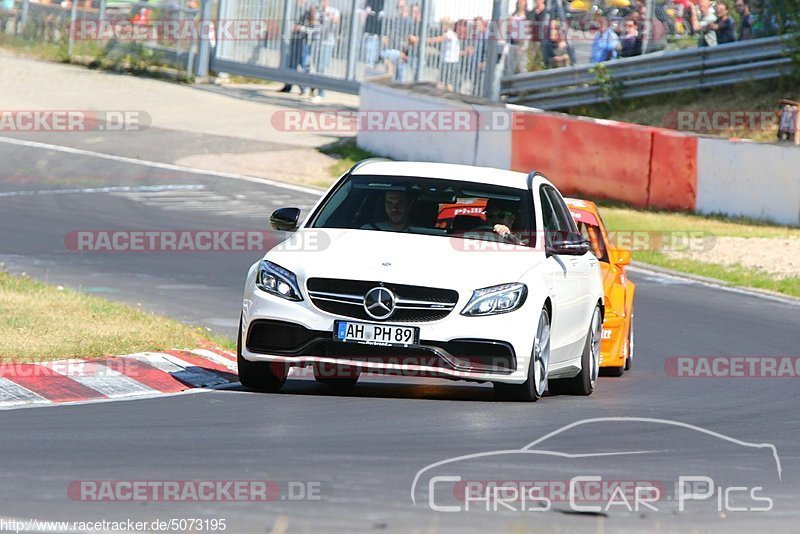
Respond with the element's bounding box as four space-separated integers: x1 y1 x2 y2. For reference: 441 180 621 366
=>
0 184 205 198
629 265 800 307
0 135 323 196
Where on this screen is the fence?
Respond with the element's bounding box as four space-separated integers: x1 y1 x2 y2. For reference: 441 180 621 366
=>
1 0 199 75
1 0 790 102
502 35 793 109
207 0 678 97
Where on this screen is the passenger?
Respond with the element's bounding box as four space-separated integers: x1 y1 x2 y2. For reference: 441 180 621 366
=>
481 199 525 244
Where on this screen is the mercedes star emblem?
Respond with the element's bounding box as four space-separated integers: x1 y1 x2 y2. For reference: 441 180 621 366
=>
364 287 396 320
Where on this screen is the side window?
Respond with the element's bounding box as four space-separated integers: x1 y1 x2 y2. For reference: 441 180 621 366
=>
545 187 578 234
539 188 558 231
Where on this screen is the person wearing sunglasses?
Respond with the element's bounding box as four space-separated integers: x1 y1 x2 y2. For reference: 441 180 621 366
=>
483 199 525 244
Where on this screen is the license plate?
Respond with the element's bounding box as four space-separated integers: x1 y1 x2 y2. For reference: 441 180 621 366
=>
334 320 419 347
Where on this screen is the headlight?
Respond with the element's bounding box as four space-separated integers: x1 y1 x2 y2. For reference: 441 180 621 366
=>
461 283 527 317
255 260 303 301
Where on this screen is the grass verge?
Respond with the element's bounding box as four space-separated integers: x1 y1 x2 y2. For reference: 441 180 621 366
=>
632 251 800 298
568 79 797 142
598 203 800 298
0 271 232 361
319 138 380 178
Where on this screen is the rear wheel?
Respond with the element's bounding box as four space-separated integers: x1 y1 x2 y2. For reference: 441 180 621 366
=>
494 307 550 402
313 363 361 388
237 316 287 393
550 304 601 396
624 314 634 371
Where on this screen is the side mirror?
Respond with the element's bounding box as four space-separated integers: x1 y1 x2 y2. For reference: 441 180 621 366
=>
270 207 301 232
609 248 631 266
547 232 591 256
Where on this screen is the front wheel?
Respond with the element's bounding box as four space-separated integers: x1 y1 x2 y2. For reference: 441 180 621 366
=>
237 317 287 393
550 304 601 396
494 307 550 402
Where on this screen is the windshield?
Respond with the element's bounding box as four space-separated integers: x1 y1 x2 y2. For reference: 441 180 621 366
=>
569 208 609 262
309 175 535 247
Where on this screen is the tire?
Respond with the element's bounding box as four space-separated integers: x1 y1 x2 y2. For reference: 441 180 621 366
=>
494 307 550 402
624 314 634 371
313 363 361 388
237 316 287 393
550 304 601 396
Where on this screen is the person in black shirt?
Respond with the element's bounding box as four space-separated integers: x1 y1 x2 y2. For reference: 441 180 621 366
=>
710 2 736 44
734 0 755 40
619 18 642 57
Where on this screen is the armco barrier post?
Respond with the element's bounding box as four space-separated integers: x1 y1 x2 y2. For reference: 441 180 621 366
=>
67 0 78 57
279 0 293 70
195 0 213 77
345 0 358 80
413 0 430 82
20 0 29 28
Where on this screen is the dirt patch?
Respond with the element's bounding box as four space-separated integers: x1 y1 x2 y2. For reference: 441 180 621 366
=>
667 236 800 279
175 149 336 189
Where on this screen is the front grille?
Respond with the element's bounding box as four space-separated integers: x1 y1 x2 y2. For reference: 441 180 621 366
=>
306 278 459 323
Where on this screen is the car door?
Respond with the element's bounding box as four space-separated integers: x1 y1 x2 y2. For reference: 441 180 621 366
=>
545 186 598 344
538 186 585 364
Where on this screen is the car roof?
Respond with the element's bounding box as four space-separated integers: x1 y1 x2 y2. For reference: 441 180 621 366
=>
351 160 532 190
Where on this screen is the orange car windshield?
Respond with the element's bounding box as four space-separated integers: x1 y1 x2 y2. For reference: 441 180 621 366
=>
576 221 608 262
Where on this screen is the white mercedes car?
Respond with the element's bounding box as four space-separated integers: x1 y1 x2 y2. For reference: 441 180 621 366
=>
238 160 604 401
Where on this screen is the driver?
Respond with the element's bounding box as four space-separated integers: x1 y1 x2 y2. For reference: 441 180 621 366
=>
363 190 414 232
486 199 522 244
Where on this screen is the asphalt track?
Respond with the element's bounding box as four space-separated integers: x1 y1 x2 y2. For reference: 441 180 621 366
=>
1 137 799 532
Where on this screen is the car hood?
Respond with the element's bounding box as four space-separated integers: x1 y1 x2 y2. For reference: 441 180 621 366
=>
265 228 547 293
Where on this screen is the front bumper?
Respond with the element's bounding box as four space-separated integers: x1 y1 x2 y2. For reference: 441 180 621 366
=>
241 289 536 384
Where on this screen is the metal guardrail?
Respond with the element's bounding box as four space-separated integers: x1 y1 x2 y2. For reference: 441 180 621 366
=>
501 36 794 109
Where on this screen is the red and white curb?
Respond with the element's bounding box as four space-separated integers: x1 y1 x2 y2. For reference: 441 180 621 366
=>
0 348 239 409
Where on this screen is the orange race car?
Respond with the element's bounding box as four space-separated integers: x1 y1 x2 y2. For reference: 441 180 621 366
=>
566 198 636 376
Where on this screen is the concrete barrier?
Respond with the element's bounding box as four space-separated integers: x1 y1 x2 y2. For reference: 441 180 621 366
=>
357 82 799 226
696 138 800 226
511 111 653 208
357 83 511 169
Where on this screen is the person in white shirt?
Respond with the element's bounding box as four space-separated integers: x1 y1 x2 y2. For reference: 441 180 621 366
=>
429 20 461 91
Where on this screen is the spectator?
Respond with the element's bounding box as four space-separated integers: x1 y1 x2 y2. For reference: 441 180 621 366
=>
547 20 571 68
313 0 340 98
526 0 550 69
0 0 16 33
690 0 717 47
429 20 461 91
590 17 620 63
508 0 529 74
734 0 754 40
362 0 385 65
750 0 779 37
280 2 316 94
710 2 736 44
619 18 642 57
